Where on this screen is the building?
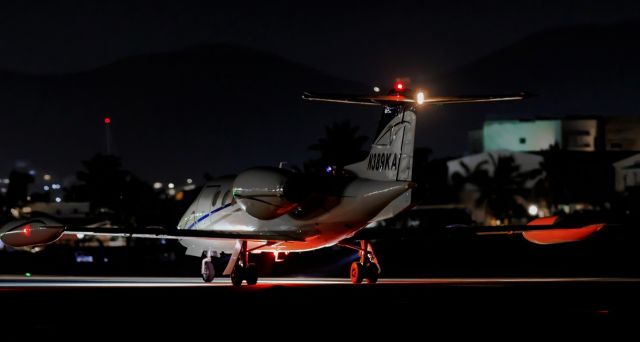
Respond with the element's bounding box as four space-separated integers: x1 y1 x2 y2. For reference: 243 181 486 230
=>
469 117 640 153
614 153 640 192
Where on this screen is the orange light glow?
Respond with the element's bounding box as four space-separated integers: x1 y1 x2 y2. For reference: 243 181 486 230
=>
527 216 559 226
523 224 604 245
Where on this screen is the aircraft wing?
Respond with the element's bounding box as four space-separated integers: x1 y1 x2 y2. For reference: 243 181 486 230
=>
302 91 530 106
446 216 610 245
0 218 304 248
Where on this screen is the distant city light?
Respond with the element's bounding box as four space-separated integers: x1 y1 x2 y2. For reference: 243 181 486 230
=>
168 183 175 189
2 178 8 184
528 204 539 216
43 185 50 191
0 188 5 193
28 170 36 176
51 184 61 190
175 191 185 201
43 174 52 181
55 197 62 203
373 86 380 93
186 178 193 184
168 189 176 196
104 117 111 124
153 182 163 189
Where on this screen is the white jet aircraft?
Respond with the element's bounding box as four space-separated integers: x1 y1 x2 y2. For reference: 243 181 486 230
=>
4 82 600 285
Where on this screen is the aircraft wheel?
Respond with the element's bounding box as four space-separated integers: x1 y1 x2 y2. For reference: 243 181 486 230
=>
230 267 244 286
350 262 364 284
202 260 215 283
245 263 258 285
364 263 379 284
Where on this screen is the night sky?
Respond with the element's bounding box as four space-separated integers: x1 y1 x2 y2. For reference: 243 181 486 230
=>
1 0 639 183
1 0 638 82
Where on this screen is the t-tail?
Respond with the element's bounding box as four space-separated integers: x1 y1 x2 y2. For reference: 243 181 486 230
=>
303 81 529 219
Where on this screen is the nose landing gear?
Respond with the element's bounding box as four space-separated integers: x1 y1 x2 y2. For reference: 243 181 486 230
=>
201 249 218 283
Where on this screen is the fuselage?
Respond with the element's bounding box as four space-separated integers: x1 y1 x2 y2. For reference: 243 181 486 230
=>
177 175 411 254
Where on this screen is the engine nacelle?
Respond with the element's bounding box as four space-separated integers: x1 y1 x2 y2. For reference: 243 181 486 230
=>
0 219 65 248
232 168 299 220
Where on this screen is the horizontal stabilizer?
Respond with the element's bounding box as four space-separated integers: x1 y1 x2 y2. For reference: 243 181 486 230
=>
302 91 531 106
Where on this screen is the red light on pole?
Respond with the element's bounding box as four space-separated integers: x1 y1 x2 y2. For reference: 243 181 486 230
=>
394 81 405 92
104 117 111 124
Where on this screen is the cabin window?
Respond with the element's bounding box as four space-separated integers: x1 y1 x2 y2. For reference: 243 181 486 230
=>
211 191 221 207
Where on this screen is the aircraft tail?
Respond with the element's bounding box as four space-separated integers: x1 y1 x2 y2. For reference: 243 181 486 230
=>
345 106 416 182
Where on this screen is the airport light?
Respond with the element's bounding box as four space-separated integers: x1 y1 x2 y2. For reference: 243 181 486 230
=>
43 185 50 191
153 182 163 189
168 183 175 189
186 178 193 184
55 197 62 203
43 174 51 181
417 91 425 105
373 86 380 93
528 204 539 216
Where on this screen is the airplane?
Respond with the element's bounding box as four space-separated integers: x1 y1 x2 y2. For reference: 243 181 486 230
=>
0 81 607 285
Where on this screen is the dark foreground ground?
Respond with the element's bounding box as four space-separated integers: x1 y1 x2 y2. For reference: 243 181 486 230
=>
2 225 640 338
0 276 638 338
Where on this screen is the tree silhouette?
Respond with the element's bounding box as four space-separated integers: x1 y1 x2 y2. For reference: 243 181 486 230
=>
306 120 368 174
453 154 541 223
5 170 35 209
65 154 159 227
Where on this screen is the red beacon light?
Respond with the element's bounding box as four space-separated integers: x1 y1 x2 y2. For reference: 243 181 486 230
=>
104 117 111 124
394 81 406 92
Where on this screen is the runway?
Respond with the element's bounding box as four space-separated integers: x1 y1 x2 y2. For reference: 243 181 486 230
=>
2 275 640 287
1 275 637 336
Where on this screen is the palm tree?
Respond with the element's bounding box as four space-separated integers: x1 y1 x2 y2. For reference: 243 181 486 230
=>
453 154 541 223
307 120 368 174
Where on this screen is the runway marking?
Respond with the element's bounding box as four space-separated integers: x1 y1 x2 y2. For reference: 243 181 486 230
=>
2 276 640 288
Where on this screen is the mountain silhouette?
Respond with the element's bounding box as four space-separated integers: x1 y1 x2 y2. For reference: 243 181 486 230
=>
0 44 371 183
420 20 640 156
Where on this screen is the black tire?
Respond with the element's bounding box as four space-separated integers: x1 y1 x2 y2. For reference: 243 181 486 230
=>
230 267 243 286
245 263 258 285
365 263 379 284
350 262 364 284
202 261 215 283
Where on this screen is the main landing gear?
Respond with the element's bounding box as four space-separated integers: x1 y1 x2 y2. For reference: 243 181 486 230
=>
230 241 258 286
348 240 380 284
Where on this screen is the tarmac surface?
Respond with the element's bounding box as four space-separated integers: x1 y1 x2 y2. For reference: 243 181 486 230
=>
1 275 638 337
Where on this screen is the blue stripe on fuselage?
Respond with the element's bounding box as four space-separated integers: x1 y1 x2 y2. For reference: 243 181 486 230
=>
186 203 235 230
